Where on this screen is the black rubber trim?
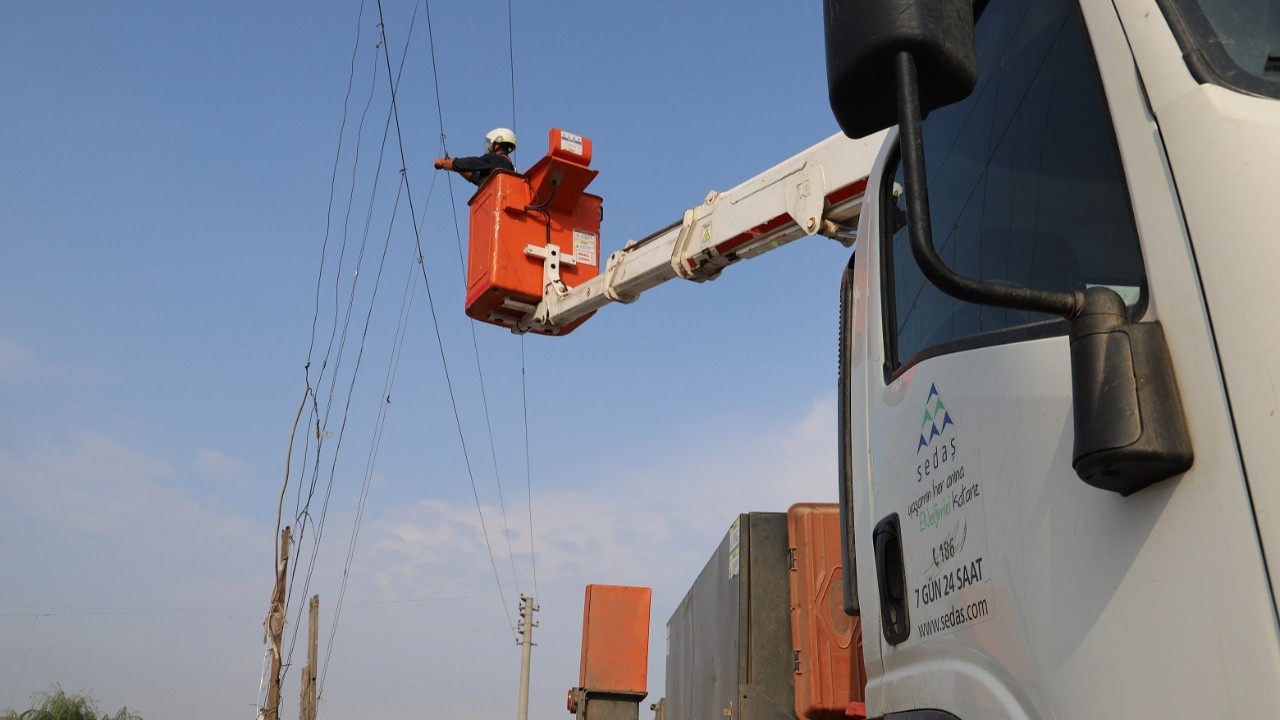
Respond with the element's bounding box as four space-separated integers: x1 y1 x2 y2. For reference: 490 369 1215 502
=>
889 318 1070 383
1153 0 1280 99
879 144 904 383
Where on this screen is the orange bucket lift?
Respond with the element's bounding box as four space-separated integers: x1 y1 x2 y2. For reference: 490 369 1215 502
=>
465 128 602 335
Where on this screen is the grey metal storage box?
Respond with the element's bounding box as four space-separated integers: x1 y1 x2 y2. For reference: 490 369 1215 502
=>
664 512 794 720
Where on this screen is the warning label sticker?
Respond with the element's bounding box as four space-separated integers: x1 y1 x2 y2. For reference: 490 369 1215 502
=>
560 131 584 155
573 230 597 267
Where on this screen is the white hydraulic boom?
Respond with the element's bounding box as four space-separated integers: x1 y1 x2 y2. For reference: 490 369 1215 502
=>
515 131 887 335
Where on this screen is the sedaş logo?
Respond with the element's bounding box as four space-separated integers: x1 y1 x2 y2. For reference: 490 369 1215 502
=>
917 383 959 483
918 383 955 454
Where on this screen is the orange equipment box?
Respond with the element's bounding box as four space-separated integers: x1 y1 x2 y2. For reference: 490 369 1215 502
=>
787 503 867 720
578 584 651 693
465 128 602 335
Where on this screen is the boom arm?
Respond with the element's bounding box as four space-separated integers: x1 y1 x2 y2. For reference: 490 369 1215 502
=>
516 131 886 335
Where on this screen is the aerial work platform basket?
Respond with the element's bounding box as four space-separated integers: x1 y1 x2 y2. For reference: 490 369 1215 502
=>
465 128 602 335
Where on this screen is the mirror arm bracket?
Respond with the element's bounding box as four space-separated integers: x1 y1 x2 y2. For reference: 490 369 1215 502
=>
893 51 1082 319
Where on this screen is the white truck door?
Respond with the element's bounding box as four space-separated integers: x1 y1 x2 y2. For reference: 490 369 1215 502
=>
850 0 1280 717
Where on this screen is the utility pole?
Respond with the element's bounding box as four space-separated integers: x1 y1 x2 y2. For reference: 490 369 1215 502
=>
265 526 291 720
300 594 318 720
517 595 539 720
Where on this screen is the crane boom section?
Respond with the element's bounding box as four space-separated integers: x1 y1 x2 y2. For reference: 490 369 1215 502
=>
519 131 886 334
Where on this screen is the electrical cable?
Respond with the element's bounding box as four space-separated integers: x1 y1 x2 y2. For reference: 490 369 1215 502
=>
284 0 369 611
307 0 369 369
503 0 540 603
281 17 408 694
372 0 518 652
404 0 519 636
507 0 518 167
316 123 446 701
285 27 424 690
317 175 415 698
520 336 539 600
5 613 41 712
441 157 524 600
267 1 373 711
286 19 386 619
276 1 539 708
285 39 389 675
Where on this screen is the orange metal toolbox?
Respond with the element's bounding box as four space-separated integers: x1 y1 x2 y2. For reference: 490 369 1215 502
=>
578 584 651 693
465 129 602 334
787 503 866 720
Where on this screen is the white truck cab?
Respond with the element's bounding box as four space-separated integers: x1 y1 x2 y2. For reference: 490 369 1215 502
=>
833 0 1280 716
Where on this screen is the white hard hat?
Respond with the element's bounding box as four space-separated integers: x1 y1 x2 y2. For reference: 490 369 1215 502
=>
485 127 517 150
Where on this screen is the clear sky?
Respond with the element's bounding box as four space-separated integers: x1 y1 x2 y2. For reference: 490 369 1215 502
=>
1 2 850 718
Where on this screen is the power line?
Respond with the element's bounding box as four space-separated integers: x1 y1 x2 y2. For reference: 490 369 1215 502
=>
505 0 540 605
415 0 527 606
375 0 517 641
6 613 41 712
507 0 518 167
318 176 413 697
287 11 388 622
276 1 540 708
307 0 369 370
521 337 540 600
441 154 524 600
284 9 408 695
270 1 377 708
0 595 500 616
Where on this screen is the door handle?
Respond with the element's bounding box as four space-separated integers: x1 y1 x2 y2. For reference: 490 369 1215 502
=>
873 513 911 645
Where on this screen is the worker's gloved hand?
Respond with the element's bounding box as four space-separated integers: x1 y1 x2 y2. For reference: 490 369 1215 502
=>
434 157 453 170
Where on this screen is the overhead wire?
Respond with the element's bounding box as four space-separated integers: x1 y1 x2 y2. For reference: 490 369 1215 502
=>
422 0 524 599
314 21 444 684
521 338 539 600
316 174 414 698
306 0 369 372
374 0 517 644
408 0 525 627
286 31 388 660
499 0 540 602
267 0 373 708
275 0 540 709
278 6 403 696
283 0 369 577
285 12 428 690
5 613 40 712
287 8 386 611
441 158 523 600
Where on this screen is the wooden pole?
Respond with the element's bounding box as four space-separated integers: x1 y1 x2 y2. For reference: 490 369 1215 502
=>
265 526 291 720
300 594 318 720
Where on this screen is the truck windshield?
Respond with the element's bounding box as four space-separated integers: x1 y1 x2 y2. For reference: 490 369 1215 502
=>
1159 0 1280 98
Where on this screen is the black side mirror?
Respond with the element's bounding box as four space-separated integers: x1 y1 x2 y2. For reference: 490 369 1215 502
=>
824 0 979 138
1068 289 1193 494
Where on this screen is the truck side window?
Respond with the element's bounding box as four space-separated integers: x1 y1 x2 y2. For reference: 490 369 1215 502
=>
882 0 1148 373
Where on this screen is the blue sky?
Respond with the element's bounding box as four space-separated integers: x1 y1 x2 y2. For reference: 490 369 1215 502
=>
1 2 849 718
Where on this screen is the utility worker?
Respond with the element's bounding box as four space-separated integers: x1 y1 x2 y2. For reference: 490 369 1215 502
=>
434 128 517 187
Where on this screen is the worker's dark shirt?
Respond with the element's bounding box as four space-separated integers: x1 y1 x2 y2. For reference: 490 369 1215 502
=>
452 152 515 187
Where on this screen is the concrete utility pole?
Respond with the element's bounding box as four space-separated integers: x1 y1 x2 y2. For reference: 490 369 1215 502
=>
516 595 539 720
300 594 318 720
265 526 291 720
